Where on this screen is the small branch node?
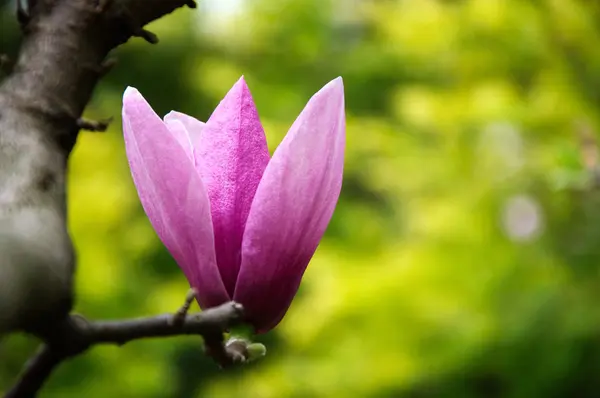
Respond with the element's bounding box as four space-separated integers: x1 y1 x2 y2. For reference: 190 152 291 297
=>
170 288 197 327
134 29 159 44
16 0 31 28
225 338 250 363
231 302 244 315
77 117 112 132
83 58 117 77
203 327 250 368
99 58 118 76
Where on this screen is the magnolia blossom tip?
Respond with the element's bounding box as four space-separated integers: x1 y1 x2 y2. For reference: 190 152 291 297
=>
212 75 258 117
231 75 251 94
326 76 344 93
163 110 178 121
305 77 345 110
123 86 140 101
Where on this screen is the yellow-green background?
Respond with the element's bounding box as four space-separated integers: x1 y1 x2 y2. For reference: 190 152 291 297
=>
2 0 600 396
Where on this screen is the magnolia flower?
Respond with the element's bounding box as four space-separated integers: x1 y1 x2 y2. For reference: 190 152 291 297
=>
122 77 345 333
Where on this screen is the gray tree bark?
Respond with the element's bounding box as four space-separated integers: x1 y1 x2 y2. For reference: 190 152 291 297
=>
0 2 248 396
0 0 193 339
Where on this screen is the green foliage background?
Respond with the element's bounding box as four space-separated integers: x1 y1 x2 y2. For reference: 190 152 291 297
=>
3 0 600 396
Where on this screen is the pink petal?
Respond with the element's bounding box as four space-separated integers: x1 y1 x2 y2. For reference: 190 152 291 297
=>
163 119 193 161
235 77 346 332
164 111 205 158
122 87 229 308
196 77 270 296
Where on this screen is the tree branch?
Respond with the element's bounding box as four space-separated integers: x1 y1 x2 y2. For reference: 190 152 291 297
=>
4 346 61 398
0 2 248 397
0 0 197 335
5 302 246 398
90 302 243 344
3 0 198 152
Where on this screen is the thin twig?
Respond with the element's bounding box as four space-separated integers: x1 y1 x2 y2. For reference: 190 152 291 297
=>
5 302 245 398
77 117 112 132
4 346 62 398
170 288 197 326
